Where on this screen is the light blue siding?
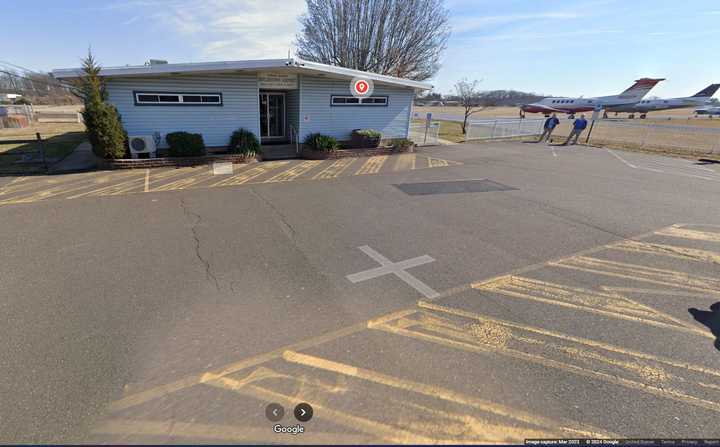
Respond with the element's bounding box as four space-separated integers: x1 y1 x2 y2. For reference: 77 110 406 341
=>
298 75 414 141
106 73 260 148
285 89 300 141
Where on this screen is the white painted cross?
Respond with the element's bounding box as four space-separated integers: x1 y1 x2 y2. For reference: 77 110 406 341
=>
346 245 439 299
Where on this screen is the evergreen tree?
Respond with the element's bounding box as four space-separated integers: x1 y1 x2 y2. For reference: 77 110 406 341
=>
77 50 126 159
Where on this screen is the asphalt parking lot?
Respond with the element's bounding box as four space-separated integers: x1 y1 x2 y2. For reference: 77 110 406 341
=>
1 141 719 443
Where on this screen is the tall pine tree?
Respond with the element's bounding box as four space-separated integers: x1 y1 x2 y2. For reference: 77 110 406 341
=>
77 50 126 159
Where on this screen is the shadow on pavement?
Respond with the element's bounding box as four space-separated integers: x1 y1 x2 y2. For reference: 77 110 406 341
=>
689 302 720 352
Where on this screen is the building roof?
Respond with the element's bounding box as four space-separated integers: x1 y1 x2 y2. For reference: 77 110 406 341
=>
52 58 433 90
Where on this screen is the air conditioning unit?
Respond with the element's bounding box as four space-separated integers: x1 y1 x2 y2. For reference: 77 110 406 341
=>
128 135 157 158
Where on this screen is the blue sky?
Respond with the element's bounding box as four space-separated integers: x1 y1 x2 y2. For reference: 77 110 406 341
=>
4 0 720 97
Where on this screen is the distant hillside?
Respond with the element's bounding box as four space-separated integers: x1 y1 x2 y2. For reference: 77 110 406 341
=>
416 89 548 106
0 70 79 105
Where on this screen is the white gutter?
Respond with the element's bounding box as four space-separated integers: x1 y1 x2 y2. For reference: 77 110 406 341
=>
52 57 433 90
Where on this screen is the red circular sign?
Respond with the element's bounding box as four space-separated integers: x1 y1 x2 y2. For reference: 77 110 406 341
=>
354 79 369 96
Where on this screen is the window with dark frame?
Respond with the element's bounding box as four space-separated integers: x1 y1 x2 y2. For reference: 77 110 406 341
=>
331 95 388 106
134 92 223 105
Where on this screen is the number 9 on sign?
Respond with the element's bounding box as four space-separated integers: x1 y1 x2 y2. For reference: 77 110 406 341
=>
350 77 374 98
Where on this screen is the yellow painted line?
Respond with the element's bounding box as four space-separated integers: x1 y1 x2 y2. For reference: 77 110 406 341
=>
211 378 436 444
106 317 369 412
207 366 572 443
0 171 138 204
655 226 720 243
312 158 355 180
84 168 193 197
93 419 375 444
210 161 289 187
600 287 710 299
382 302 720 414
153 170 214 192
393 153 416 171
282 351 610 439
608 240 720 264
0 170 116 198
427 157 450 168
263 160 322 183
355 155 388 175
417 300 720 378
65 171 149 199
0 175 27 192
549 256 720 295
471 275 709 337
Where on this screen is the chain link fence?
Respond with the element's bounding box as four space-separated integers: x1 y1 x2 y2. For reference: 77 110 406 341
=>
586 120 720 156
409 122 440 145
461 117 720 156
466 119 544 141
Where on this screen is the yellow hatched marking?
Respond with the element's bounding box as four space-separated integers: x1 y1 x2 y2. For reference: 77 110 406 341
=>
608 240 720 264
549 256 720 295
427 157 449 168
263 160 322 183
0 176 28 194
312 158 355 180
655 226 720 243
65 171 157 199
106 316 369 412
374 302 720 414
471 275 709 337
393 153 416 171
0 170 127 199
0 171 140 204
59 168 187 200
282 351 609 439
118 168 200 195
207 371 437 444
416 301 720 378
355 155 388 175
153 170 214 192
211 161 289 187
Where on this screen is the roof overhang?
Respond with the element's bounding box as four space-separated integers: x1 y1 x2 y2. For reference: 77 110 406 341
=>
52 58 433 90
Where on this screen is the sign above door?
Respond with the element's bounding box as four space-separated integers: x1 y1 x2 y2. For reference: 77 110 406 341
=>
258 73 298 89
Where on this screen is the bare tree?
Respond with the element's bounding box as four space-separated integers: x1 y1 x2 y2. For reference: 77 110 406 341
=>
295 0 450 81
455 79 484 134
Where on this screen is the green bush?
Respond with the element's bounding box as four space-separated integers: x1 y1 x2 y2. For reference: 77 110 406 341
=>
390 138 414 151
166 132 206 157
304 133 340 151
82 101 127 159
228 128 260 155
353 129 381 138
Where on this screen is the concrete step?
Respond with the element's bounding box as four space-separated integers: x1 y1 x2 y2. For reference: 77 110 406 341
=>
260 144 300 160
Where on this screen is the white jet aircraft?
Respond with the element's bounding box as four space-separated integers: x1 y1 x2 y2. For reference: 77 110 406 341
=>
520 78 665 118
606 84 719 118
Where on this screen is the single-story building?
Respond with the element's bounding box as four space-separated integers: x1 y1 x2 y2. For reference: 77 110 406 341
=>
52 58 431 158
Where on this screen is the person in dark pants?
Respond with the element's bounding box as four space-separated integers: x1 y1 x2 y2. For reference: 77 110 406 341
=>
537 113 560 143
564 114 588 145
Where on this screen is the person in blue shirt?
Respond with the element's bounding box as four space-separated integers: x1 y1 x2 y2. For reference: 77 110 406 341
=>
537 113 560 143
564 114 588 145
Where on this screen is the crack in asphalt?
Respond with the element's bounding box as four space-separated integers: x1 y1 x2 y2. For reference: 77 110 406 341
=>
249 188 296 241
180 197 221 292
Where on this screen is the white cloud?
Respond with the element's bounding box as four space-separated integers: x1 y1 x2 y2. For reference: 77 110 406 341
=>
108 0 306 60
453 11 583 33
